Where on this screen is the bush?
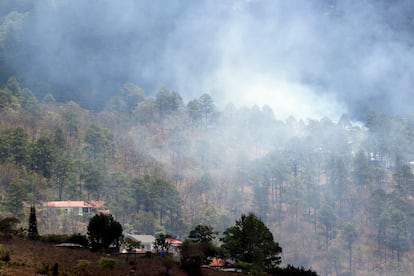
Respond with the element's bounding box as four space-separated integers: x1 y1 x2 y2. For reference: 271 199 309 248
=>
0 244 10 262
181 253 202 276
268 265 318 276
77 259 91 268
76 259 91 273
40 234 69 244
235 261 254 273
36 263 49 274
98 257 117 270
39 233 89 246
0 217 20 240
52 263 59 276
160 254 175 275
66 233 89 246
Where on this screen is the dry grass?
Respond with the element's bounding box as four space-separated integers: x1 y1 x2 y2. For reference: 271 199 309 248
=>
0 237 239 275
0 237 189 275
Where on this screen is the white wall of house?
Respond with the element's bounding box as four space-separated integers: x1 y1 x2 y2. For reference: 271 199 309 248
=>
124 234 156 252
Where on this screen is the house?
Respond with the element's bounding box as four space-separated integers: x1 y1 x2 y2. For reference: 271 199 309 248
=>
41 200 109 234
43 200 105 216
165 238 183 247
123 233 156 252
165 237 183 259
209 257 225 268
208 258 239 272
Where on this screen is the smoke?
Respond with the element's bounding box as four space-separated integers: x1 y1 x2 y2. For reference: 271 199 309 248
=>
8 0 414 119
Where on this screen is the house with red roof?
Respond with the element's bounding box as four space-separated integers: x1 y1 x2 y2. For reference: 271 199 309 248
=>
165 237 183 259
165 238 183 247
43 200 107 216
41 200 110 234
209 257 225 268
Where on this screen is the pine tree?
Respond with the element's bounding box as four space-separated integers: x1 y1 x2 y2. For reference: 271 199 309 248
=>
87 213 122 251
28 205 39 240
221 213 282 273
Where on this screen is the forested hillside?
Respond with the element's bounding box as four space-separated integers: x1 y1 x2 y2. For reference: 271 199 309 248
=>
3 1 414 275
2 77 414 275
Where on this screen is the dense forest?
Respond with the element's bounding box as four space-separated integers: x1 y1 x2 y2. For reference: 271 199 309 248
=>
2 77 414 275
3 1 414 275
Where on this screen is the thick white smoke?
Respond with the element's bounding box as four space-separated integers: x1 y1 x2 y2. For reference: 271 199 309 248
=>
9 0 414 119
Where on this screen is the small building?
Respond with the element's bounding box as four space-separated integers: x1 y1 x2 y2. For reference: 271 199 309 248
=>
165 238 183 247
41 200 108 234
208 258 239 272
123 233 156 252
165 237 183 259
209 257 225 268
43 200 105 216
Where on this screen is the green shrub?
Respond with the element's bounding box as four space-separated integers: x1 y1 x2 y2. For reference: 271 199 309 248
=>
66 233 89 246
40 234 69 244
235 261 254 273
0 245 10 262
0 260 7 269
77 259 91 268
160 254 175 274
11 261 25 267
98 257 117 270
36 263 49 274
35 262 61 275
268 265 318 276
0 217 20 240
76 259 91 274
40 233 89 247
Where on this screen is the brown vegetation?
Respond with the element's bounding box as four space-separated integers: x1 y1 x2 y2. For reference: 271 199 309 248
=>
0 238 189 275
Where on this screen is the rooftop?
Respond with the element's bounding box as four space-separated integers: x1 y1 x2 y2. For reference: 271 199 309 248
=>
124 234 155 244
43 200 104 208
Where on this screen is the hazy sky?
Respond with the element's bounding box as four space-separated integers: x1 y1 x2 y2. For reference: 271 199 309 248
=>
10 0 414 119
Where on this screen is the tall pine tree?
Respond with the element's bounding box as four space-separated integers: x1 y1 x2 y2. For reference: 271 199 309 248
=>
28 205 39 240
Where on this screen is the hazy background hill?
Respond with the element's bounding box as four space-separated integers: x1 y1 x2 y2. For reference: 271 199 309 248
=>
2 77 414 274
2 0 414 118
